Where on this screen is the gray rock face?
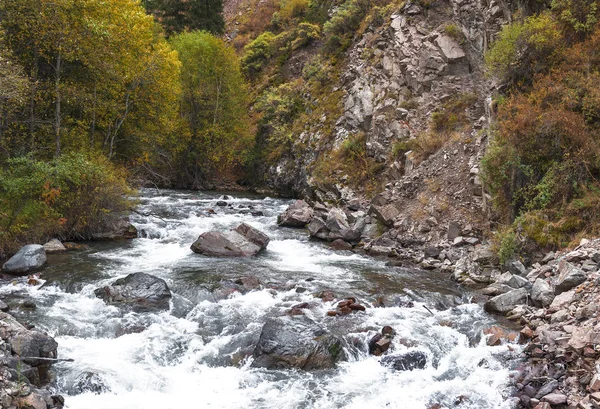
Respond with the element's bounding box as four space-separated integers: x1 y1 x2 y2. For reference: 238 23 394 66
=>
2 244 47 275
447 222 461 240
43 239 66 253
484 288 528 313
496 272 529 289
531 279 555 307
277 200 314 227
554 260 586 294
307 217 329 240
434 35 466 62
251 316 345 370
505 259 527 276
191 224 270 257
94 272 172 312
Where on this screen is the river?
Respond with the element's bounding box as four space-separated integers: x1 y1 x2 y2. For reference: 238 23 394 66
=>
0 189 520 409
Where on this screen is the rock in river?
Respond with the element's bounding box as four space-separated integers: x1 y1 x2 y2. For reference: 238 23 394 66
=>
277 200 314 227
252 315 345 370
380 351 427 371
191 223 269 257
2 244 47 275
94 272 172 312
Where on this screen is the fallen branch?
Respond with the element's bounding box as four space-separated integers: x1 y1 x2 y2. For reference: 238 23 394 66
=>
19 357 74 363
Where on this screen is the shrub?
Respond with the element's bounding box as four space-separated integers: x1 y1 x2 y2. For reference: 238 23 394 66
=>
241 32 278 77
0 153 132 257
444 23 465 43
291 22 321 49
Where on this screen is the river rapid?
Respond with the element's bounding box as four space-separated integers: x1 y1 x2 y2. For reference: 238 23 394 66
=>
0 190 521 409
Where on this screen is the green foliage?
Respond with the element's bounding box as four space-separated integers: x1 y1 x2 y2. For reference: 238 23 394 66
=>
323 0 371 53
551 0 598 38
486 12 562 87
291 22 321 49
241 32 278 77
0 153 132 257
171 31 253 186
444 23 465 43
496 229 519 265
145 0 225 36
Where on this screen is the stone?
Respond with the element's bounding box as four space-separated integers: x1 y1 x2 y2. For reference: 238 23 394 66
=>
554 260 586 294
589 374 600 391
380 351 427 371
549 290 575 312
447 221 461 240
277 200 314 227
0 299 9 312
531 279 555 307
42 239 66 253
191 224 270 257
424 247 440 258
2 245 47 275
307 217 330 240
233 223 270 249
497 272 529 289
472 245 496 265
370 204 400 226
484 288 528 313
251 316 345 370
330 239 352 251
483 326 517 346
74 371 109 394
534 380 559 399
325 208 350 233
541 393 567 405
91 217 137 240
532 403 551 409
505 259 527 276
435 35 466 62
94 272 172 312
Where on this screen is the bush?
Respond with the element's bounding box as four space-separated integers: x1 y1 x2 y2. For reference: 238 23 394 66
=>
0 154 132 257
241 32 278 77
291 22 321 49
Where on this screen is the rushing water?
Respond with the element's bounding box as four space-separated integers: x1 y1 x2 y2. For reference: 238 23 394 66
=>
0 190 520 409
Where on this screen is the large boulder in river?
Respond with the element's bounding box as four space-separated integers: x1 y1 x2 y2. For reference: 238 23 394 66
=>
43 239 66 253
91 217 138 240
0 312 58 369
94 272 172 312
252 315 345 370
2 244 47 275
191 223 269 257
380 351 427 371
277 200 314 227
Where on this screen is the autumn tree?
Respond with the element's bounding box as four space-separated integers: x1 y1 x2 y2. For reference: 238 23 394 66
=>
170 31 252 187
146 0 225 36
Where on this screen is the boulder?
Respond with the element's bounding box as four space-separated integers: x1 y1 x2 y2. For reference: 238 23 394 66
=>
370 204 400 226
497 272 529 289
42 239 66 254
233 223 270 249
2 245 47 275
555 260 586 294
307 217 330 240
380 351 427 371
191 224 270 257
94 272 172 312
92 217 137 240
447 221 461 240
484 288 528 313
330 239 352 251
531 279 555 307
325 208 350 233
434 35 466 62
505 259 527 276
251 316 345 370
277 200 314 227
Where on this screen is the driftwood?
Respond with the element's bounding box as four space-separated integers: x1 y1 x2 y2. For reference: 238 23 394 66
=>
19 356 74 363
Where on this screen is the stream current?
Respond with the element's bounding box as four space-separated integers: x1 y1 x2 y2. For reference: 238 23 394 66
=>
0 190 520 409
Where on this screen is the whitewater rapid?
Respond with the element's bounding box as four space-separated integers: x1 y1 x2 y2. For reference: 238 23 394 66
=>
0 190 520 409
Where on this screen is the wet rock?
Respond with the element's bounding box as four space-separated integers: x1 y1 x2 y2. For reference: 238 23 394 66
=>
43 239 66 254
2 245 47 275
234 223 270 249
216 200 228 206
554 260 586 294
63 242 89 251
277 200 314 227
251 315 345 370
74 371 109 394
0 299 8 312
191 224 270 257
330 239 352 251
483 326 517 346
380 351 427 371
484 288 528 313
531 279 555 307
94 272 172 312
369 326 395 355
315 290 335 302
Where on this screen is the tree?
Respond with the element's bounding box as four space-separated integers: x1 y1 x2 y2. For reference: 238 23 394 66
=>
146 0 225 36
170 31 252 186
